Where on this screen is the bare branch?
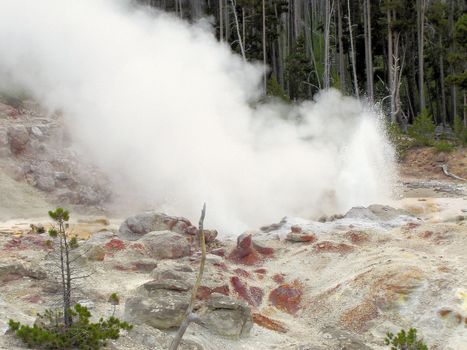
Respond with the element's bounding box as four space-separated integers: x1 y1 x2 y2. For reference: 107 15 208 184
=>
169 203 207 350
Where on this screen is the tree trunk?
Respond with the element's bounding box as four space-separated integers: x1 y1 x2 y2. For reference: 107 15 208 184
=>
63 234 72 327
230 0 246 60
448 0 457 119
219 0 223 41
324 0 331 89
417 0 425 111
337 0 345 92
364 0 373 102
242 7 246 50
347 0 359 98
439 37 447 126
388 9 395 122
262 0 267 91
224 0 230 41
464 92 466 128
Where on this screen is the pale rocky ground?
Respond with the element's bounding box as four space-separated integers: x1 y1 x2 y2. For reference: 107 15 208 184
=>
0 100 466 349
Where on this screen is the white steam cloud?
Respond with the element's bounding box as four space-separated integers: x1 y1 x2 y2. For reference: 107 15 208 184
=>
0 0 396 233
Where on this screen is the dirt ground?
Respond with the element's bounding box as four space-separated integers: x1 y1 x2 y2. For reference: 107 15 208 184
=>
399 146 466 182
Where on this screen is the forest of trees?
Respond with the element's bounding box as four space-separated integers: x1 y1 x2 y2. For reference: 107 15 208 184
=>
139 0 466 131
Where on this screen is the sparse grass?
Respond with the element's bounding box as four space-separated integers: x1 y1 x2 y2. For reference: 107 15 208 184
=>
433 140 455 153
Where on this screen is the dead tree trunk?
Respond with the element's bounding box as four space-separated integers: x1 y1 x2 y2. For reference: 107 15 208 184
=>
347 0 359 98
169 204 207 350
230 0 246 60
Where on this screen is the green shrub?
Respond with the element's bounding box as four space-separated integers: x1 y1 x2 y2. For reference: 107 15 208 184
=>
385 328 428 350
386 121 413 159
267 75 290 102
408 109 436 146
453 115 467 146
433 140 455 153
8 304 132 350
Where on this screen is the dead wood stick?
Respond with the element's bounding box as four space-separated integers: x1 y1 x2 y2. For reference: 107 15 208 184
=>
169 203 206 350
441 164 467 182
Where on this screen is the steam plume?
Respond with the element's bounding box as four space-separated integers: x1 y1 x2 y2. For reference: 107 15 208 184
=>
0 0 396 233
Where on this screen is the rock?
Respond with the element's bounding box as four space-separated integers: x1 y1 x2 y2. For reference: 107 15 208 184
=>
85 244 106 261
104 238 126 251
252 240 275 255
87 230 117 244
35 175 55 192
149 268 193 291
252 313 287 333
230 276 263 307
313 241 354 254
269 281 303 314
125 279 190 330
128 324 203 350
228 233 261 265
78 186 101 205
286 232 317 243
202 229 218 243
119 212 196 241
291 225 302 233
344 206 378 220
367 204 409 220
344 205 409 221
54 171 68 181
8 125 29 153
201 293 253 338
0 261 47 281
130 259 158 273
30 126 44 140
140 231 190 259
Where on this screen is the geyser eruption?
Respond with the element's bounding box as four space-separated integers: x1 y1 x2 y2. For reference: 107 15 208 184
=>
0 0 396 233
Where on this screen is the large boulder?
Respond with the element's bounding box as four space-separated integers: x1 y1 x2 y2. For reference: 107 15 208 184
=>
201 293 253 338
7 125 29 154
0 261 47 281
119 212 196 241
124 271 191 330
140 231 191 259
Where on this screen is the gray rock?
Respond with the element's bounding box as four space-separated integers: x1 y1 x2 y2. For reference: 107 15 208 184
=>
54 171 68 181
78 186 101 205
119 212 194 241
128 324 203 350
30 126 44 140
35 175 55 192
0 261 47 280
344 205 409 221
140 231 191 259
8 125 29 153
124 280 190 329
150 267 194 290
201 293 252 338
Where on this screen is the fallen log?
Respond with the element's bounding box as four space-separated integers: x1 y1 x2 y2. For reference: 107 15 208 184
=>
441 164 467 182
